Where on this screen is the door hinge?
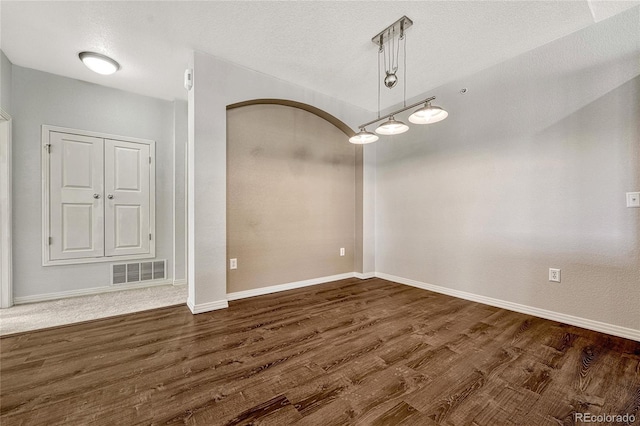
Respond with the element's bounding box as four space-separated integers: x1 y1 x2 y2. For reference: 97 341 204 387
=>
48 236 52 245
149 233 152 241
44 144 51 153
149 156 152 164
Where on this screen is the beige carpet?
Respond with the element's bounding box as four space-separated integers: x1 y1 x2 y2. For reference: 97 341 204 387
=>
0 284 187 336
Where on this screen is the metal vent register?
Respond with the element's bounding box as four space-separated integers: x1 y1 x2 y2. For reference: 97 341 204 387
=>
111 260 166 284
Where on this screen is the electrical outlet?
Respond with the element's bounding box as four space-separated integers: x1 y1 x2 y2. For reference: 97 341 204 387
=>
549 268 561 283
340 248 345 256
230 258 237 270
627 192 640 208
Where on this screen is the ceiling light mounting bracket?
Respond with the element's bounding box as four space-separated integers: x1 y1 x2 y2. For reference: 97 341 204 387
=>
371 16 413 47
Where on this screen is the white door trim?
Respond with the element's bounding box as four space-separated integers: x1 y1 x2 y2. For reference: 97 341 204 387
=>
0 109 13 308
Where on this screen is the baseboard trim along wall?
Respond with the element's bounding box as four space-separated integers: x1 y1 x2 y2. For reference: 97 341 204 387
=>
354 272 375 279
16 271 635 341
376 272 640 342
14 280 175 305
187 298 229 314
227 272 356 301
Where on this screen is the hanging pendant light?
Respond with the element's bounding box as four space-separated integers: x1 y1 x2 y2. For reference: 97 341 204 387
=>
349 128 379 144
348 16 450 144
375 116 409 135
408 101 448 124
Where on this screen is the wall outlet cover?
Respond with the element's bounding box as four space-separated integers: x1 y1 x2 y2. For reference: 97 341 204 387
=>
549 268 561 283
626 192 640 208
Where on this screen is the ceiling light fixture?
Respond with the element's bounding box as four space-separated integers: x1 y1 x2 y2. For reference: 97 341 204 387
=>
349 16 448 144
78 51 120 75
349 128 379 144
376 116 409 135
408 101 449 124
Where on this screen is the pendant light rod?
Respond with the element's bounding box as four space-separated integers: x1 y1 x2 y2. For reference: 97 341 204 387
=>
357 96 436 130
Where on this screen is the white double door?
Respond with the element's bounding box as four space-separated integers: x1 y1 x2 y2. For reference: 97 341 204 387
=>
49 131 151 260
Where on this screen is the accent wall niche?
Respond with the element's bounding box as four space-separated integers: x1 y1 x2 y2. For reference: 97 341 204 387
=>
226 103 356 294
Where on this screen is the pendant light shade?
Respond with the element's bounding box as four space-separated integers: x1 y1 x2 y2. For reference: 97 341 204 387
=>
349 129 379 144
79 52 120 75
375 117 409 135
408 102 448 124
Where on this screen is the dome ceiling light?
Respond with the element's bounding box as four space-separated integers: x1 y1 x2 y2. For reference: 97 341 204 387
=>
79 51 120 75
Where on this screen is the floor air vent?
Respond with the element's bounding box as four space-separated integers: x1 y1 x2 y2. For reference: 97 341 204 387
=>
112 260 166 285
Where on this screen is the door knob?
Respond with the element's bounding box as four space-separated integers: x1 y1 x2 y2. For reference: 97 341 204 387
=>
93 193 100 199
107 194 114 199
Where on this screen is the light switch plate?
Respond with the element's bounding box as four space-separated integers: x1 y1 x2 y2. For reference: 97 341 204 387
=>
626 192 640 208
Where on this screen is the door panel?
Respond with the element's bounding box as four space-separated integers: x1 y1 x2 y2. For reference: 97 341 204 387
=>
104 139 150 256
63 141 94 188
114 146 141 190
62 204 94 251
114 205 141 248
50 132 104 260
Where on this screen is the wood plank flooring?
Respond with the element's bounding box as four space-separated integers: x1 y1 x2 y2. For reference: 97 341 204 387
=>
1 278 639 425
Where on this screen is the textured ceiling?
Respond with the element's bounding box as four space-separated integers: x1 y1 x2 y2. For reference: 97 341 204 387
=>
1 1 638 112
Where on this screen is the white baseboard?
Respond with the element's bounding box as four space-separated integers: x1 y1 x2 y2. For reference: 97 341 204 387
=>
227 272 355 301
18 271 632 341
14 280 174 305
355 272 375 279
376 272 640 342
187 298 229 314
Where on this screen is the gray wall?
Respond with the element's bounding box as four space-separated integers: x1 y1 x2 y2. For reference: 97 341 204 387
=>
354 145 363 273
375 8 640 330
0 50 11 112
226 104 355 293
12 65 176 298
173 100 187 282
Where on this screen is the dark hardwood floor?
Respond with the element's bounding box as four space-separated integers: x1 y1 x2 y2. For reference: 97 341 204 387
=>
1 278 639 425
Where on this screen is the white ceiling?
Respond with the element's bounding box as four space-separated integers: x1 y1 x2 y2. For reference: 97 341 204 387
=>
1 1 638 112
